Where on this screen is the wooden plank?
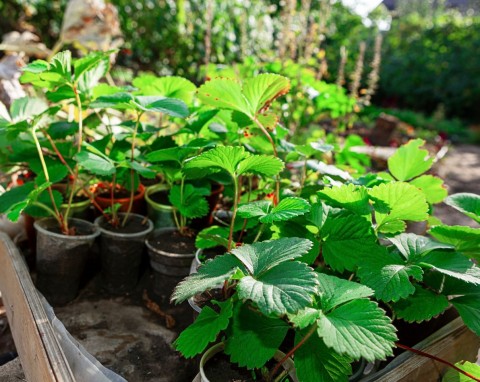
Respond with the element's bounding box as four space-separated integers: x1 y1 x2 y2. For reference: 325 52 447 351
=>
362 316 480 382
0 232 75 382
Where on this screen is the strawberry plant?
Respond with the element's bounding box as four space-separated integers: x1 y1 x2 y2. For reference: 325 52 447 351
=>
84 84 190 226
170 135 480 381
0 51 112 234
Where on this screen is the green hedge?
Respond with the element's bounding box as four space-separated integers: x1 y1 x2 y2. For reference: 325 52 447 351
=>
379 13 480 120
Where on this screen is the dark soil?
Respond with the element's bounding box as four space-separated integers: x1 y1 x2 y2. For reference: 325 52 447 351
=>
98 215 150 234
97 189 132 199
46 221 96 236
150 230 196 254
204 352 257 382
148 189 171 205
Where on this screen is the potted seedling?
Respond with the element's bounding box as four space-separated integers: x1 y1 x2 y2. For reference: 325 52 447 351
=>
0 50 115 304
171 237 398 382
144 143 216 298
79 85 190 293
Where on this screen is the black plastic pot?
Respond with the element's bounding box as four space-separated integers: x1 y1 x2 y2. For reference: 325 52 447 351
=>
146 227 196 298
94 213 153 294
34 218 100 306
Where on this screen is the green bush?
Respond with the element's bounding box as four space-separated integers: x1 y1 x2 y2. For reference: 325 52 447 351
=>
379 13 480 120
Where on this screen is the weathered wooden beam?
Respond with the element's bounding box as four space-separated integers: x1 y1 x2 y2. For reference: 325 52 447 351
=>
362 316 480 381
0 232 75 382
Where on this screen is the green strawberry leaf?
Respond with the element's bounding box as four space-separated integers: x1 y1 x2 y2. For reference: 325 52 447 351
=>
410 175 447 204
198 74 290 118
34 163 69 185
168 184 209 219
317 273 374 312
321 213 380 272
295 330 352 382
49 51 72 81
10 97 48 123
237 261 318 316
316 299 397 362
224 303 289 369
451 295 480 336
388 233 455 261
392 286 449 322
127 160 156 179
357 250 423 302
173 300 233 358
317 184 371 216
171 254 245 303
184 145 247 177
186 109 219 134
133 95 190 117
288 307 322 330
74 150 115 176
196 226 230 249
444 193 480 223
443 361 480 382
24 189 63 218
388 139 433 181
258 197 310 224
74 50 112 80
420 251 480 285
429 225 480 258
230 237 313 275
237 200 272 219
198 78 251 115
369 182 429 233
242 73 290 114
89 92 134 109
236 154 284 177
133 75 196 104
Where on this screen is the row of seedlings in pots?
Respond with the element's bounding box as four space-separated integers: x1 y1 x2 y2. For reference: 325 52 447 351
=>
0 51 199 303
165 76 480 381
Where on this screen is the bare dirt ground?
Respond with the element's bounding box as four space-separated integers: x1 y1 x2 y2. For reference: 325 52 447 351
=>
0 144 479 382
434 144 480 228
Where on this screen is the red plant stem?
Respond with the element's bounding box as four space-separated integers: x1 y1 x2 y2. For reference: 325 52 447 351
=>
269 324 318 381
252 116 280 206
43 132 75 176
396 343 480 382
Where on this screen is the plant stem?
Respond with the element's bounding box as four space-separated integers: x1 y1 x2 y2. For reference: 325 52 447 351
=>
31 202 62 227
30 130 65 232
237 176 253 243
110 174 117 224
176 176 187 234
269 323 318 381
395 343 480 382
253 224 265 242
298 157 307 195
43 131 75 176
228 176 240 251
64 85 84 230
252 116 280 205
122 112 142 227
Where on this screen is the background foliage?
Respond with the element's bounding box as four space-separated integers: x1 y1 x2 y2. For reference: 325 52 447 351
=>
2 0 480 122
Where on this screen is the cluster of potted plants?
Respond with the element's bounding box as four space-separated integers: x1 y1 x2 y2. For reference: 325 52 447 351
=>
0 50 479 381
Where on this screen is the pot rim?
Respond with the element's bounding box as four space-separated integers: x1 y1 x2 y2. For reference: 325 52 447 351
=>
94 213 154 238
94 183 146 203
145 183 174 211
34 217 100 240
198 342 298 382
145 227 196 259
